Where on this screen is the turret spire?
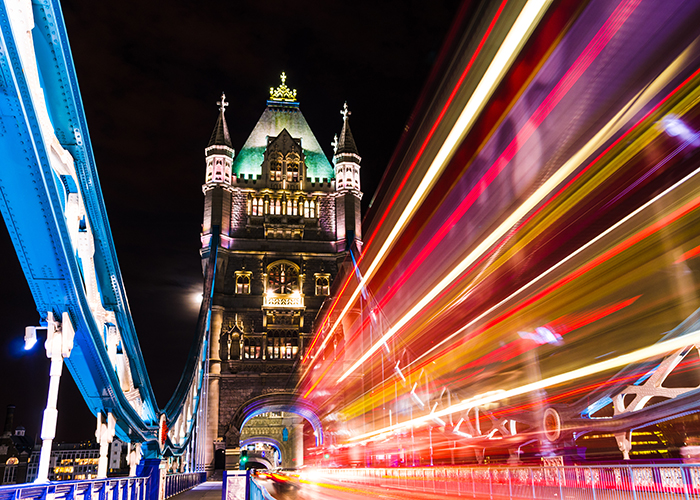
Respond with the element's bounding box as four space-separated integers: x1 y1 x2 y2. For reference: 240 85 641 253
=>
336 101 358 156
208 92 232 148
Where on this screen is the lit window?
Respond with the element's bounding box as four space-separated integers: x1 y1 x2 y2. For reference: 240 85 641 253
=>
303 200 309 218
235 272 251 294
309 200 316 218
286 199 292 215
315 274 330 296
275 199 281 215
267 261 300 295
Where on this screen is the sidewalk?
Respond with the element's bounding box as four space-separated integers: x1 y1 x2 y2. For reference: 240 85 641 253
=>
168 480 222 500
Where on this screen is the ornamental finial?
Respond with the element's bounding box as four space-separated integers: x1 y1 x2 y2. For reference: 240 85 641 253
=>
341 101 351 121
269 72 298 102
331 134 339 154
217 92 228 113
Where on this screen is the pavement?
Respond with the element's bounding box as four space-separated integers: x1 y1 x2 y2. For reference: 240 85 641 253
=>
168 481 222 500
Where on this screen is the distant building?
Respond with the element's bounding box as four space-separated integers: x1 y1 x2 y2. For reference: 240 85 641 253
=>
0 406 34 485
0 406 126 485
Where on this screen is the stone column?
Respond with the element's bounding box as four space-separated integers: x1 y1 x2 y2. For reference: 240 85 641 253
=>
293 423 305 467
205 306 224 471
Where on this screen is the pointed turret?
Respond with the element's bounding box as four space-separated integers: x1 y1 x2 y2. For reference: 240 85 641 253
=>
333 102 363 251
204 93 235 186
208 93 233 148
333 102 361 193
202 93 235 251
336 102 359 157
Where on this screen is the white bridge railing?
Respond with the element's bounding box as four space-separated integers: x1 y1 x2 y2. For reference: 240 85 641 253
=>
319 464 700 499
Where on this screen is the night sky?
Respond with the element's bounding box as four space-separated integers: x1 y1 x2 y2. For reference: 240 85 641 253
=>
0 0 459 442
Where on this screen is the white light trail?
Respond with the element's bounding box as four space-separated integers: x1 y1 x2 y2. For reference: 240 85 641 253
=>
347 328 700 442
305 0 554 379
337 56 700 383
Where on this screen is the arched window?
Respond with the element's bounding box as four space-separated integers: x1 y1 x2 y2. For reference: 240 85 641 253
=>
269 153 283 181
309 200 316 218
274 199 281 215
303 200 309 218
286 199 292 215
235 272 251 294
267 261 300 295
258 198 264 215
315 274 330 296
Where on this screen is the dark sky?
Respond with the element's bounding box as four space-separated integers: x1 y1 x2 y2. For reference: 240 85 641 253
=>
0 0 459 442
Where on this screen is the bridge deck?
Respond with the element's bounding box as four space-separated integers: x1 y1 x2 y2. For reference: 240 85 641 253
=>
168 480 222 500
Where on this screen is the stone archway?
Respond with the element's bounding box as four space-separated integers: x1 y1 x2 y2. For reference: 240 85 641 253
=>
224 392 323 468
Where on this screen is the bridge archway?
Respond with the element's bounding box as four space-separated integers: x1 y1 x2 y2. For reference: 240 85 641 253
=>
225 392 323 468
228 392 324 446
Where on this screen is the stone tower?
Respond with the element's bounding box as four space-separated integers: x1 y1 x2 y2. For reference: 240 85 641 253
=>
201 74 362 469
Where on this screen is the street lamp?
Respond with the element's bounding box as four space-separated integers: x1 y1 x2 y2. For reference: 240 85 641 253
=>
25 312 75 483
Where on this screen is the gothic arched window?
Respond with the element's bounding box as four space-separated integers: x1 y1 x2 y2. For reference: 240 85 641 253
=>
303 200 309 218
270 153 283 182
286 153 300 182
309 200 316 218
235 272 251 294
267 261 300 295
315 274 330 296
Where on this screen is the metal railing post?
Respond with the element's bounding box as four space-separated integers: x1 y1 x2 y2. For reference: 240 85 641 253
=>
589 467 596 500
557 468 564 500
508 468 512 500
531 468 536 500
682 465 691 500
628 466 637 500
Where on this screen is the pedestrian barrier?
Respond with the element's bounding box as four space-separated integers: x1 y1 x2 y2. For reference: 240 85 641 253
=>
319 463 700 499
0 476 148 500
164 472 207 498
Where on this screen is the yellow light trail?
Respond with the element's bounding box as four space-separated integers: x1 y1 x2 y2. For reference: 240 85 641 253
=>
346 328 700 443
302 0 555 389
336 46 700 384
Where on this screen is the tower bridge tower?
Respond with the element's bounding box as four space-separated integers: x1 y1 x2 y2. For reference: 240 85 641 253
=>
200 74 362 469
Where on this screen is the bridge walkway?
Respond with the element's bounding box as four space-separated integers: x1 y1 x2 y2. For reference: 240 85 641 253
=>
168 480 222 500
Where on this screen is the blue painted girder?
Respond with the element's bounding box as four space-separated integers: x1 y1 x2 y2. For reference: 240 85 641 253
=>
0 0 167 447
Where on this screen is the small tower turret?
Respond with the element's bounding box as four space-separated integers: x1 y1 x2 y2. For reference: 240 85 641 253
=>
202 93 235 252
334 102 363 250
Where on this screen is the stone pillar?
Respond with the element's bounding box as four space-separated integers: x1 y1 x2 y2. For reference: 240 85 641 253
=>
293 423 305 467
205 306 224 471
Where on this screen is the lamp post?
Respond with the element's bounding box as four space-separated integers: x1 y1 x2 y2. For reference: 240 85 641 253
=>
25 311 75 483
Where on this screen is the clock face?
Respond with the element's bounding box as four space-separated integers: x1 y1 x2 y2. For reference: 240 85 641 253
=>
268 263 299 294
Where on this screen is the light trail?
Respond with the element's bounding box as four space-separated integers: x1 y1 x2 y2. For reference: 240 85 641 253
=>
356 147 700 414
375 62 700 385
335 0 644 385
346 327 700 443
301 0 555 391
338 142 700 420
300 0 511 365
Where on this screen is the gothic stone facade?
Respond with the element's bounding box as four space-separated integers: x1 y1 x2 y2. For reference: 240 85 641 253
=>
201 80 362 464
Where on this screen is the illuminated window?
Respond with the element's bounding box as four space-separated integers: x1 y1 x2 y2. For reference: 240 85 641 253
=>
270 156 282 181
303 200 309 218
292 200 298 216
309 200 316 218
315 274 330 296
5 457 18 465
286 199 292 215
274 199 281 215
235 272 251 294
267 261 300 295
287 163 299 182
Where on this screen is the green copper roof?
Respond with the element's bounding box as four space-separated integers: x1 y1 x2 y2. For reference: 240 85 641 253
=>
233 104 335 180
